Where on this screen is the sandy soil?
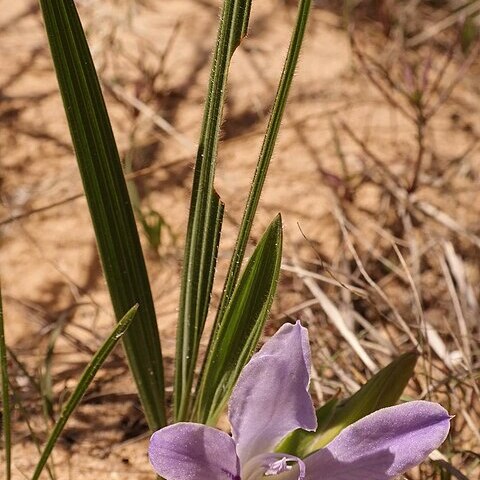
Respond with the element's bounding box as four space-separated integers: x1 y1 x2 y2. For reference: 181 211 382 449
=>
1 1 479 479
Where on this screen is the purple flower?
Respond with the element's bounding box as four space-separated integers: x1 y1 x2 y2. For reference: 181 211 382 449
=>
149 322 451 480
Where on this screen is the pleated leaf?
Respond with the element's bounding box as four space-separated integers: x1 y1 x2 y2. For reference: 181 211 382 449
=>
184 0 312 424
215 0 313 326
174 0 253 421
193 215 283 425
38 0 166 429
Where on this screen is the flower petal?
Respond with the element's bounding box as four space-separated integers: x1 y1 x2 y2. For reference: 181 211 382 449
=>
149 423 240 480
303 401 451 480
228 321 316 465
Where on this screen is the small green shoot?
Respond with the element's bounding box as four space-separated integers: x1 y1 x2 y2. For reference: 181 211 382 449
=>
193 215 283 424
31 304 138 480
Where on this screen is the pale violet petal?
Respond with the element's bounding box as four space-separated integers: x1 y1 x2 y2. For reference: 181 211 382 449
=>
149 423 240 480
303 401 451 480
228 321 316 465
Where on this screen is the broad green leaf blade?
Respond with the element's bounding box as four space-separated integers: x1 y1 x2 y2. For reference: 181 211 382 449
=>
278 351 418 457
192 215 283 425
0 283 11 480
38 0 166 429
31 305 138 480
215 0 312 325
174 0 253 422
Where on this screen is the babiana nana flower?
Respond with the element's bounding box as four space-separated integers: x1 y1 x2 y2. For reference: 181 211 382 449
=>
149 322 450 480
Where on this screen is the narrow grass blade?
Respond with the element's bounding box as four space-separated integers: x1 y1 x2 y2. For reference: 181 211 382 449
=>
174 0 253 421
31 305 138 480
215 0 312 324
38 0 166 429
192 215 283 425
0 283 11 480
277 351 418 457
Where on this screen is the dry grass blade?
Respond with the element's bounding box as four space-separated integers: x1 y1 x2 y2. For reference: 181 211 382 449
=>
294 261 377 373
416 201 480 248
439 254 472 368
443 242 479 313
332 206 419 346
281 263 366 296
106 82 196 153
406 0 480 47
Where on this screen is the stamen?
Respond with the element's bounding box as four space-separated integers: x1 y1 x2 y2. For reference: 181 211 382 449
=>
264 457 292 476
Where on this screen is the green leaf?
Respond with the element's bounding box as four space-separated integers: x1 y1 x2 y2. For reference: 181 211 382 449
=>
190 0 312 425
174 0 252 421
192 215 283 425
0 283 11 480
38 0 166 429
214 0 312 327
278 351 418 457
31 305 138 480
175 0 312 421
